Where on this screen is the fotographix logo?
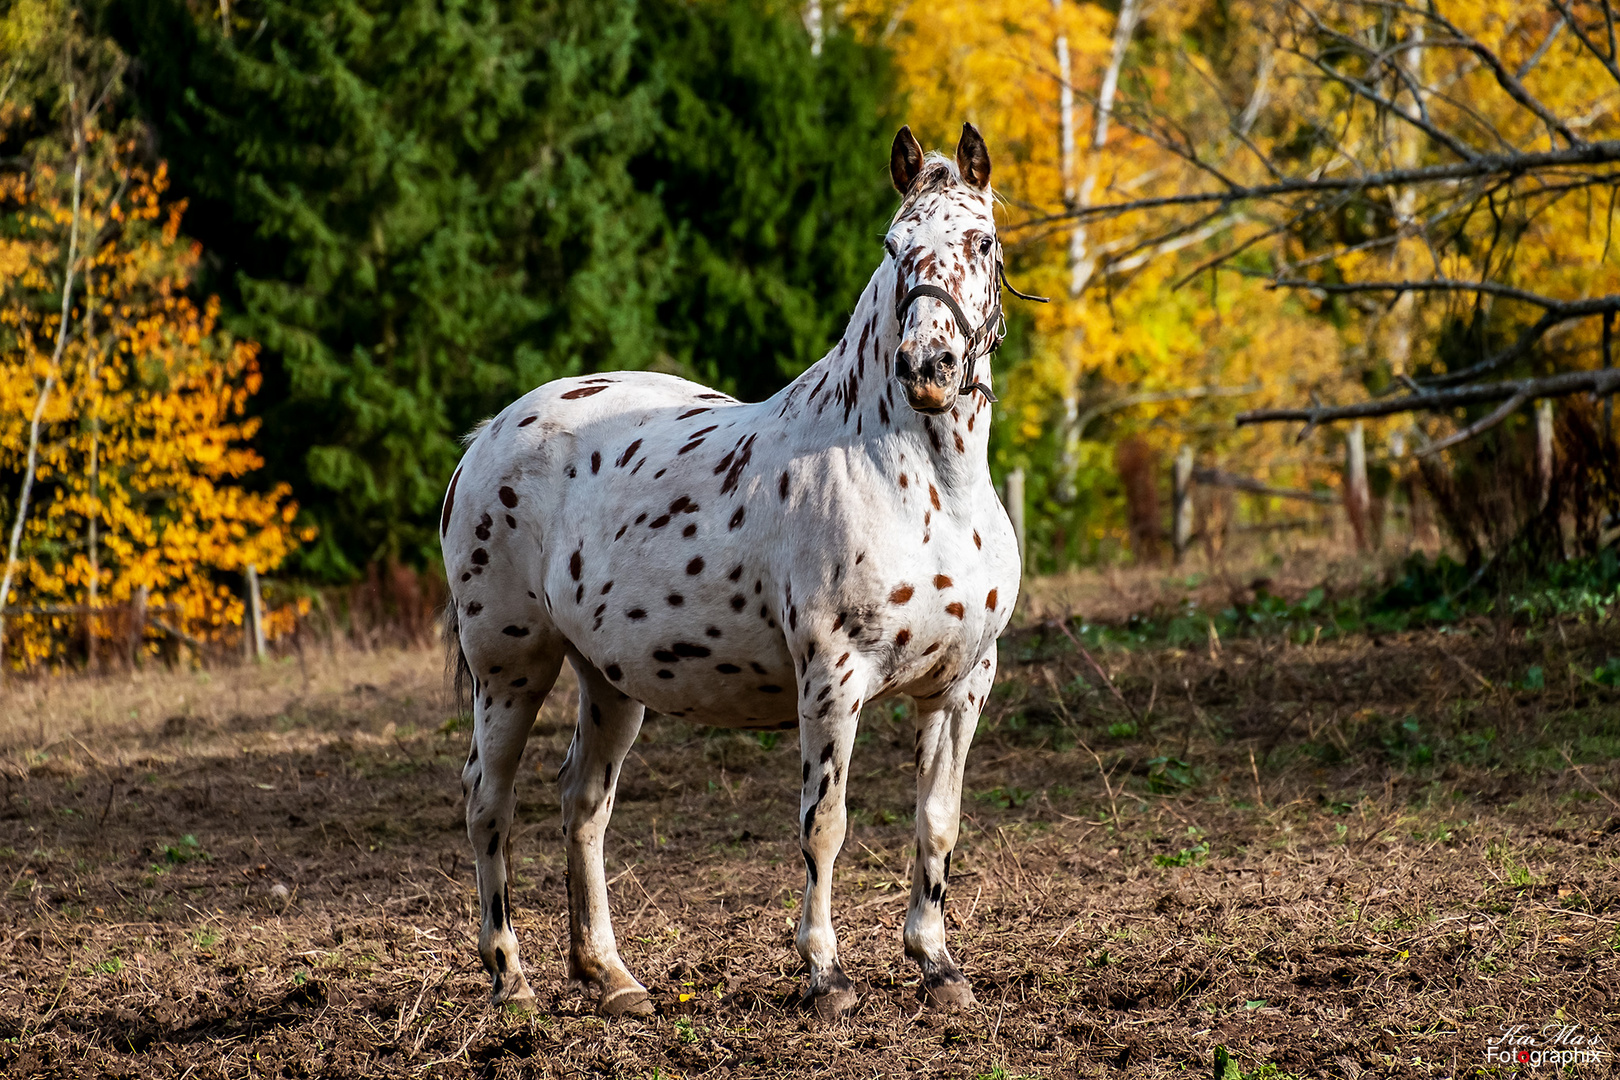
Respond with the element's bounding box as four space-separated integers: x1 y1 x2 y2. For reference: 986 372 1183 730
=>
1483 1022 1607 1068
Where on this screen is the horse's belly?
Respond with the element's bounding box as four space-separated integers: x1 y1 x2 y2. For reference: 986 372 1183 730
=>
549 552 798 727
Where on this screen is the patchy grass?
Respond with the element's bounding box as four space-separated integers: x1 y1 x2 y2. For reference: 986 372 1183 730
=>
0 600 1617 1077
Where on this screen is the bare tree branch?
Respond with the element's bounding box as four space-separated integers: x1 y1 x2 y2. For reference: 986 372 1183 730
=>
1552 0 1620 88
1192 467 1336 502
1409 5 1583 147
1005 140 1620 230
1237 367 1620 431
1073 383 1259 444
1413 389 1528 456
1515 14 1566 79
1267 276 1620 312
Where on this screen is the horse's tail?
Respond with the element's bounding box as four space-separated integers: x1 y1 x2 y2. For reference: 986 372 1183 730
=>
442 598 473 722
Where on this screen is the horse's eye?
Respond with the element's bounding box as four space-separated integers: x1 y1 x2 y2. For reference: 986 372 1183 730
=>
884 236 900 260
979 236 994 257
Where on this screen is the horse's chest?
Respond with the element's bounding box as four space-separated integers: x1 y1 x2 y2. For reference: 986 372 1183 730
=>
808 491 1016 697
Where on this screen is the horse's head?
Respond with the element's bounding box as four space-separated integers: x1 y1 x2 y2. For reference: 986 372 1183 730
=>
885 123 1001 415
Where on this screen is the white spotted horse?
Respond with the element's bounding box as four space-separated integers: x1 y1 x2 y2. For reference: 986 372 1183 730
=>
441 122 1044 1019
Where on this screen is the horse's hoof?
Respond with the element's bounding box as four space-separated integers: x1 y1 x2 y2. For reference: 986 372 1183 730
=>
804 983 859 1020
923 977 976 1010
599 985 654 1017
495 974 537 1012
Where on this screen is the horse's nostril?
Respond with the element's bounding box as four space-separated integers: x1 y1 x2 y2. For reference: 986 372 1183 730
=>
938 352 958 372
895 348 914 379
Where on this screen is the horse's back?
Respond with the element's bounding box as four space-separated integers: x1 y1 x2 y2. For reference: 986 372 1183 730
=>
442 372 801 725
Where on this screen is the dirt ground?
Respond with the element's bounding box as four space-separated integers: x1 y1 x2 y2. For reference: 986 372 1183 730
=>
2 600 1618 1078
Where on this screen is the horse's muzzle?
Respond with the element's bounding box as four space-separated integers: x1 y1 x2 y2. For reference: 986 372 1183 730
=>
895 345 959 413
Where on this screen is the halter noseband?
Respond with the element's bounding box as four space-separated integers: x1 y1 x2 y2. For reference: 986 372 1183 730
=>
894 260 1048 403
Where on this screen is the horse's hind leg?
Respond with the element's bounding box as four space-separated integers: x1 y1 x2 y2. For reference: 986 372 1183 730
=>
462 641 563 1008
559 655 651 1016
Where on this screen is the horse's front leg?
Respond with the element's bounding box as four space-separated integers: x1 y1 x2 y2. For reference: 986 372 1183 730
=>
904 653 994 1009
795 654 869 1019
559 657 652 1016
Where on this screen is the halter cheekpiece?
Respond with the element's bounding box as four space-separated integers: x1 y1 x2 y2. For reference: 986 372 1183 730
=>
894 260 1048 403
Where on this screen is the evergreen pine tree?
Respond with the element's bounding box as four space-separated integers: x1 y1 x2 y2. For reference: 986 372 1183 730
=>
109 0 668 576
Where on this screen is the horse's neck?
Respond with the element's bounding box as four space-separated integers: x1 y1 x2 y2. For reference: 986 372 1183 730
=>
775 264 993 492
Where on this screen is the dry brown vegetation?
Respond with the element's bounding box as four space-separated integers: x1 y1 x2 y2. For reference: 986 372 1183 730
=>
1 584 1617 1079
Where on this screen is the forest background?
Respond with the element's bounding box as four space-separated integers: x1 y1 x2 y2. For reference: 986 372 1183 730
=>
4 0 1620 664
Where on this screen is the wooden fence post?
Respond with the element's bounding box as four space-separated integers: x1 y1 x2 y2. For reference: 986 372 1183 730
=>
1006 467 1027 575
129 585 147 667
1172 444 1194 562
1536 398 1555 511
1344 422 1372 551
246 564 266 661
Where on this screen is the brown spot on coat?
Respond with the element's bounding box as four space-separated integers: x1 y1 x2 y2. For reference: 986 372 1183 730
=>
986 588 998 609
934 574 953 590
560 385 607 400
499 486 519 508
720 434 757 494
945 602 965 619
889 584 915 604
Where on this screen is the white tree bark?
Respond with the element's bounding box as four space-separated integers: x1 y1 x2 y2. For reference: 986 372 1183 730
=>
1056 0 1141 501
1172 445 1195 562
0 76 86 682
804 0 823 57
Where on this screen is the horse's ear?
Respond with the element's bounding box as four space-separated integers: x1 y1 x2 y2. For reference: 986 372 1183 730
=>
891 126 924 193
956 122 991 190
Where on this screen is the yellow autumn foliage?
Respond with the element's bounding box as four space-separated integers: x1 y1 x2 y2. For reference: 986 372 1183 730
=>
0 135 311 669
849 0 1620 560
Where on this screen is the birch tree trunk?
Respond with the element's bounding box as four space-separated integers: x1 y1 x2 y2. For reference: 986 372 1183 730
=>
1055 0 1140 501
1343 423 1373 551
804 0 823 57
0 70 86 684
1172 445 1195 562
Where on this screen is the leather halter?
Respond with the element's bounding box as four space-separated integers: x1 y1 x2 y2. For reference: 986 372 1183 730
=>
894 260 1048 403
